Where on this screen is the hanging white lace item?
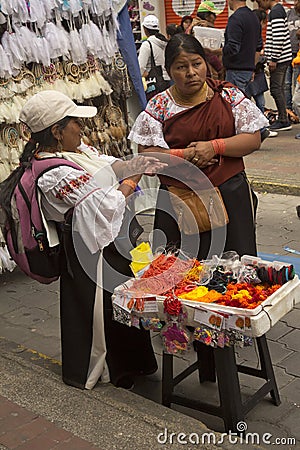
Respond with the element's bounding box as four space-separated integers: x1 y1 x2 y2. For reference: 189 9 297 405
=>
13 26 35 64
0 0 14 16
0 243 16 273
0 44 12 78
0 12 7 24
28 0 47 29
90 0 110 16
89 20 106 60
101 21 116 61
107 14 119 52
44 21 70 60
69 0 83 17
52 8 72 60
1 31 24 73
80 22 96 55
32 24 51 67
69 23 87 64
43 0 57 20
0 142 11 182
13 0 30 24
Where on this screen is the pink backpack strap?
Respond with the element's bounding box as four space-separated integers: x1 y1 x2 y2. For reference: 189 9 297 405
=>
31 157 82 180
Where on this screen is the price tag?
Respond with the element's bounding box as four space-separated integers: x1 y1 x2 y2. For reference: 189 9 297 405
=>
133 296 158 313
194 308 224 330
226 315 252 331
113 293 135 312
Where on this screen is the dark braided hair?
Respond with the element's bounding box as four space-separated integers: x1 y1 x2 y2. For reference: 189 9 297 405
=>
0 116 72 232
165 33 207 75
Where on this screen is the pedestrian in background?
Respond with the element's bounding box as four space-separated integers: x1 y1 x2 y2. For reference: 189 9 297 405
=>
190 2 224 80
138 14 171 100
246 10 269 114
260 0 293 131
192 1 221 28
166 23 181 40
222 0 262 92
285 0 300 114
178 15 193 34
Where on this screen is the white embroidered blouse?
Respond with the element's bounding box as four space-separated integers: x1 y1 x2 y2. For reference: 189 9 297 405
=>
37 143 126 254
129 86 269 148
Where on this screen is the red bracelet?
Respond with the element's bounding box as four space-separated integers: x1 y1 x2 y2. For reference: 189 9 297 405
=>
122 179 137 190
170 149 184 158
211 138 226 155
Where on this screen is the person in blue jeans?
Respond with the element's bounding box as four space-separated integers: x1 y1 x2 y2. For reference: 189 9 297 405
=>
246 10 269 113
223 0 262 92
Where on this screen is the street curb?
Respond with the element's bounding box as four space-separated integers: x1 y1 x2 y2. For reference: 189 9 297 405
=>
0 337 263 450
249 180 300 196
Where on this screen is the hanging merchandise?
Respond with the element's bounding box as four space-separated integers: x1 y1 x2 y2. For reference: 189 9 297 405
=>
0 0 135 273
112 250 300 353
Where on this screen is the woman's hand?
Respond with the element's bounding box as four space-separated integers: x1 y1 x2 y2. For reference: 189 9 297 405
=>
126 155 168 176
187 141 218 168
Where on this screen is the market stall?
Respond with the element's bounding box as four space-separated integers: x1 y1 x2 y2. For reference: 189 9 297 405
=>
0 0 146 273
112 249 300 432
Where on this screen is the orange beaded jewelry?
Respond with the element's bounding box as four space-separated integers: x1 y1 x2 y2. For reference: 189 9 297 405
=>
211 138 226 155
122 179 137 190
170 149 184 158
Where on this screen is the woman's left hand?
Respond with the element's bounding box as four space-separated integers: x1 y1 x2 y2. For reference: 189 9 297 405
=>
127 155 168 176
187 141 218 168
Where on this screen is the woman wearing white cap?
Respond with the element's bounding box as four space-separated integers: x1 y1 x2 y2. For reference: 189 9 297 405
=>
2 90 166 390
138 14 171 100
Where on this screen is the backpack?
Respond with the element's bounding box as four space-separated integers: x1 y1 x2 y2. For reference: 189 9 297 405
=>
0 157 81 284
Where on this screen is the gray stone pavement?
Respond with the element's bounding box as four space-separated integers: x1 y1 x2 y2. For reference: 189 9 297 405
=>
1 129 300 449
245 123 300 196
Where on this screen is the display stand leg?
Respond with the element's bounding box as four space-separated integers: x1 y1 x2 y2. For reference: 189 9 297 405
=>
257 335 281 406
214 346 244 432
194 341 216 383
162 352 173 407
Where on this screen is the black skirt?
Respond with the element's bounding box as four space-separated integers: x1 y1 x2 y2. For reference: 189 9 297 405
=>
59 226 157 389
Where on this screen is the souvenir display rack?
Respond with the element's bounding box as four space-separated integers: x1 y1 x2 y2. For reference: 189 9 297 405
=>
112 251 300 432
0 1 134 273
113 253 299 346
0 1 133 182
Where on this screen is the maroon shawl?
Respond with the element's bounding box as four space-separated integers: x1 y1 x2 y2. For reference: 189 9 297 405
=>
160 78 245 188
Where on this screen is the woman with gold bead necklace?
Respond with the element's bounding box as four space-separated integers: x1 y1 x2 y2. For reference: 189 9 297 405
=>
129 33 269 261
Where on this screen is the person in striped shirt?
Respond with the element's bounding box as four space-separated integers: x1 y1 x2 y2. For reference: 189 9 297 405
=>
260 0 293 131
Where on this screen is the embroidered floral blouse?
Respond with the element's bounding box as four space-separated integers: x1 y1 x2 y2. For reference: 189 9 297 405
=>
37 144 126 254
129 86 269 148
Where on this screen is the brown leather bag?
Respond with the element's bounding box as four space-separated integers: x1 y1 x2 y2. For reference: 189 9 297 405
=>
168 186 229 235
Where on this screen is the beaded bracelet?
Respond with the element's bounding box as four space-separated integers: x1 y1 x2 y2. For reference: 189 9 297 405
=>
211 138 226 155
122 179 137 190
170 149 184 158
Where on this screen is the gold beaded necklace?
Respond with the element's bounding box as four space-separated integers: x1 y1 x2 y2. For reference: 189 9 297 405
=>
171 81 209 107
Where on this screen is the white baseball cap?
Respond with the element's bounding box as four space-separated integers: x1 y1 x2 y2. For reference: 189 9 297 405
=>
19 90 97 133
142 14 159 30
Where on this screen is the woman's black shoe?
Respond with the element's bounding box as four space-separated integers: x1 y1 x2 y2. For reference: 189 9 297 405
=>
115 376 134 389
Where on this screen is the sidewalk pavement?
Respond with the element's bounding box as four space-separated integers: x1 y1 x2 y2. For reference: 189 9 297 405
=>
1 129 300 450
245 123 300 196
